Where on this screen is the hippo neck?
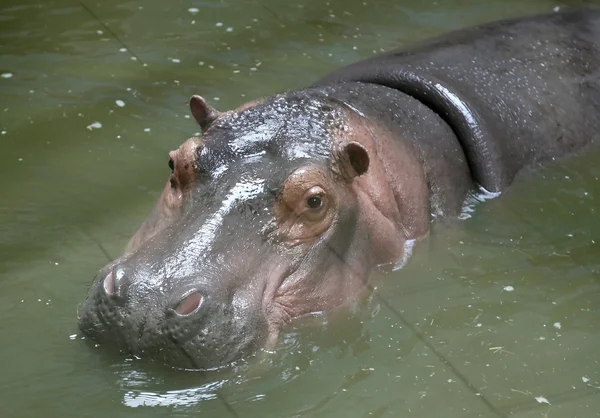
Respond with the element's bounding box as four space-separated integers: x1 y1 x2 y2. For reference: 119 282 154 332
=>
320 82 474 218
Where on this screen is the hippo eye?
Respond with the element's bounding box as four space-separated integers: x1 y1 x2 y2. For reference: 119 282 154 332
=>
303 186 327 217
306 195 322 209
168 158 175 172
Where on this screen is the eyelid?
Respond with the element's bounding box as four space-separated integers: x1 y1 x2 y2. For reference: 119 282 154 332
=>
305 186 325 198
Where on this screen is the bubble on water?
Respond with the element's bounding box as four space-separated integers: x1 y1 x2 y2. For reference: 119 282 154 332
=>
198 61 205 66
119 47 127 52
144 128 151 132
1 73 13 79
582 376 590 383
1 130 6 135
17 158 23 161
97 30 103 34
535 396 550 405
115 100 125 107
553 322 561 329
503 285 514 292
188 7 199 13
171 58 181 63
69 334 77 340
86 121 102 130
226 27 233 32
216 22 223 27
553 6 560 12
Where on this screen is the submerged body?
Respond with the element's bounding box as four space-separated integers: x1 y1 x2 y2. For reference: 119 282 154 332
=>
78 10 600 369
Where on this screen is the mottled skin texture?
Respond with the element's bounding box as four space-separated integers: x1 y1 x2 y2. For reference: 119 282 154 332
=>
78 10 600 369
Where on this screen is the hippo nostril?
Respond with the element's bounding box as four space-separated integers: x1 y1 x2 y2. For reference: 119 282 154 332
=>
174 292 203 316
103 271 115 295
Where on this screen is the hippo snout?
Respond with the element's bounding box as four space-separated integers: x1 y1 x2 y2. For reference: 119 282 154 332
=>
78 260 269 369
101 267 205 317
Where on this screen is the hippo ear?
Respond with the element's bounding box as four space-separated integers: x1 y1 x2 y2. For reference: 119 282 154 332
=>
189 95 222 132
338 141 370 181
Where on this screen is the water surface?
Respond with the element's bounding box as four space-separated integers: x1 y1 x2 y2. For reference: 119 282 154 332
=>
1 0 599 417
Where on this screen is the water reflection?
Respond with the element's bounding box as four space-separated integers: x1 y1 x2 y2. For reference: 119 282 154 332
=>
122 381 222 407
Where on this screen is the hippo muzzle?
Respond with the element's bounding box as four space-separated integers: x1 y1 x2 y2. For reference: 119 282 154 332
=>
79 251 272 369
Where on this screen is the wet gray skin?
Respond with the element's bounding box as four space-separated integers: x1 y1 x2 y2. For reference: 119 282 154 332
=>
77 91 372 369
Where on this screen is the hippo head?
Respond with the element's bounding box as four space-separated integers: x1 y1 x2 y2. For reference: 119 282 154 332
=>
78 88 423 369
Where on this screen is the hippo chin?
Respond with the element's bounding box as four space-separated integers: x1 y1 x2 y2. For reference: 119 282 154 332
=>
78 10 600 369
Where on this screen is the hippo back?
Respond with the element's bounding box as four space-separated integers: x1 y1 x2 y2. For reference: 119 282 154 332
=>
317 10 600 192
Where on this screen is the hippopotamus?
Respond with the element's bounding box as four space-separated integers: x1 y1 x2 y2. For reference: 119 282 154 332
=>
78 10 600 369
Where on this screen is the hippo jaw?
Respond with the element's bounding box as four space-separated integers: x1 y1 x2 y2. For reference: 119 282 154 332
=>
78 91 412 369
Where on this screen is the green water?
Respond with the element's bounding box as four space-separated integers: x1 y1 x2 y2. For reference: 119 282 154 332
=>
1 0 599 417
